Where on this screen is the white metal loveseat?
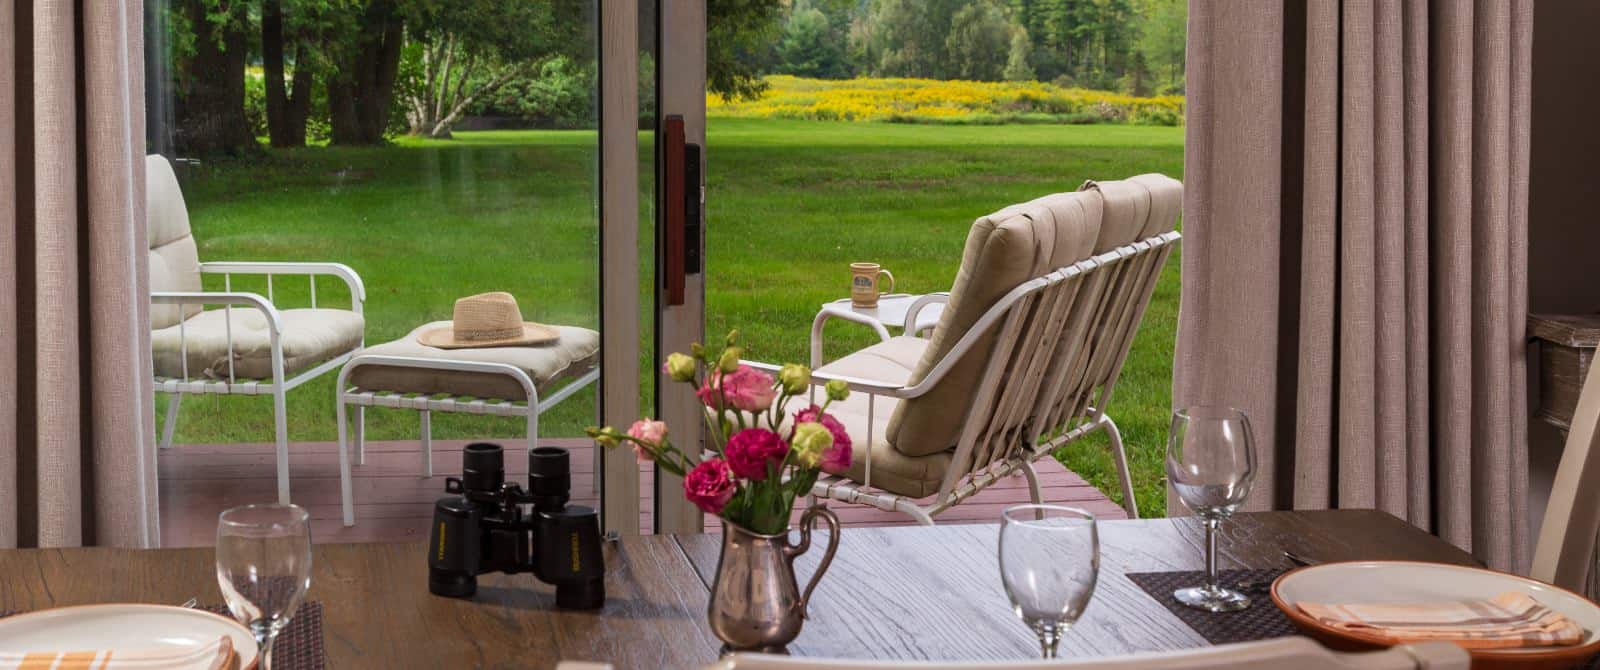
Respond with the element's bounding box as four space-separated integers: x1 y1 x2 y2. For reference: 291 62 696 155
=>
754 174 1181 524
147 154 367 504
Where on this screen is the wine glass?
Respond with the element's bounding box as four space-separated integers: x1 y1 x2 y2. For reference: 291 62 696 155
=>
216 504 312 668
999 504 1099 658
1166 405 1256 612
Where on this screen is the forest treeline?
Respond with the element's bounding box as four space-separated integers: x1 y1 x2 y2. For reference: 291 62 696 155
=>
149 0 1183 155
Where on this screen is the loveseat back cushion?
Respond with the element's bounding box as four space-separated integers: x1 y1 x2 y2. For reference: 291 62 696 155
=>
885 190 1103 456
146 154 202 329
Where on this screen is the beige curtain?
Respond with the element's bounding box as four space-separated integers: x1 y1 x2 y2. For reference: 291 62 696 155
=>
2 0 158 548
1175 0 1532 572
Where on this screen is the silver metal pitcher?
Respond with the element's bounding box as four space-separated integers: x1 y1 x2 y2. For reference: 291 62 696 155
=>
707 506 840 653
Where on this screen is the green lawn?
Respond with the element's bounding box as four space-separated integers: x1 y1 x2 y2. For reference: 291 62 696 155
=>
171 117 1183 514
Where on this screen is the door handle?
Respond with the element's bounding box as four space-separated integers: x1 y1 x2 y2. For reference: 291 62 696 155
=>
662 115 702 307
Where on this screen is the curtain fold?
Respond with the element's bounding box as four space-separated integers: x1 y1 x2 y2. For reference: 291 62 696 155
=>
2 0 156 548
1176 0 1533 572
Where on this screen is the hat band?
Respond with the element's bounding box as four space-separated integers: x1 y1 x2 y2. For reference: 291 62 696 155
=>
456 325 523 341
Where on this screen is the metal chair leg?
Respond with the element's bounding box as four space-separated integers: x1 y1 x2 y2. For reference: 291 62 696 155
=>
1018 459 1045 506
160 392 183 450
354 405 366 466
420 409 433 478
336 394 355 526
1102 415 1139 518
272 385 291 505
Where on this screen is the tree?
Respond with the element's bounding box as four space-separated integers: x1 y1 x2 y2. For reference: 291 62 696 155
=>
776 2 848 78
1003 26 1035 82
262 0 336 148
324 0 405 145
707 0 784 99
945 1 1012 81
1137 0 1186 92
401 1 574 138
172 0 255 155
862 0 964 79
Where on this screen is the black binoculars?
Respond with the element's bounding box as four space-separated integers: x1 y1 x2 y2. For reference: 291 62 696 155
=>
427 443 605 609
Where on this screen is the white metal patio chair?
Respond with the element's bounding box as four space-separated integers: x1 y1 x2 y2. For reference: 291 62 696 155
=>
705 638 1470 670
331 320 600 526
147 154 367 504
753 175 1181 524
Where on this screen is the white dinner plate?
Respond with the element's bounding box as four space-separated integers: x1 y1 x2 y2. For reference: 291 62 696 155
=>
1271 561 1600 669
0 603 258 668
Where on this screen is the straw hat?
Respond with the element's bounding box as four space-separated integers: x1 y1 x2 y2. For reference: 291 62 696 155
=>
418 292 560 349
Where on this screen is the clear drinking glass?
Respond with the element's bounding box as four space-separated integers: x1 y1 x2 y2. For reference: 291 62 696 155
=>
1166 405 1257 612
216 504 312 669
999 504 1099 659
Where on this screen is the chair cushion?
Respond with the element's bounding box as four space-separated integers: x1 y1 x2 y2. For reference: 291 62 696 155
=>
347 322 599 400
1079 173 1183 250
813 336 948 497
146 155 202 329
887 190 1103 456
152 308 364 380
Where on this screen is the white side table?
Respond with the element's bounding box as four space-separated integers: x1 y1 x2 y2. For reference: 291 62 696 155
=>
809 293 948 367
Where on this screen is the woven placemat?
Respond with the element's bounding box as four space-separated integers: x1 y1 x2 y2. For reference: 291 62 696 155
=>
1 601 325 670
1127 571 1600 669
1126 569 1297 644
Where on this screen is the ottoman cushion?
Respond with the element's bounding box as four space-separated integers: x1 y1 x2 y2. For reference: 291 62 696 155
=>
349 321 599 400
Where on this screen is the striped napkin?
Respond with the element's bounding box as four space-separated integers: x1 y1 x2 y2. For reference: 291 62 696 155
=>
1296 592 1585 650
0 636 237 670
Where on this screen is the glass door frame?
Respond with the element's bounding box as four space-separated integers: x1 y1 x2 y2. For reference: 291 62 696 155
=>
598 0 643 535
652 0 708 534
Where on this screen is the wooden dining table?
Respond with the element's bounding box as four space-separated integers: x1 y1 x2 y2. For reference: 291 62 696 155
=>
0 509 1481 668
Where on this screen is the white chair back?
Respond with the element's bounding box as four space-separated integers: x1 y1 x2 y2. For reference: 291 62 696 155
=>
706 638 1469 670
1532 352 1600 593
146 154 203 328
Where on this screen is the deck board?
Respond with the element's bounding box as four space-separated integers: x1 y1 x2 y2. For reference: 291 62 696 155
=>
157 438 1126 547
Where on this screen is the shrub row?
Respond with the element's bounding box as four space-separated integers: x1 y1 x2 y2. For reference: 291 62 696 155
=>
708 75 1185 126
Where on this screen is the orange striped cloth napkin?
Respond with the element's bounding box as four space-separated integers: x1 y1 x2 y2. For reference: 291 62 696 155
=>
1296 592 1584 650
0 636 237 670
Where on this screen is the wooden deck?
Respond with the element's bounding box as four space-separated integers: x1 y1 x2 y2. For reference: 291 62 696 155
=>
157 438 1126 547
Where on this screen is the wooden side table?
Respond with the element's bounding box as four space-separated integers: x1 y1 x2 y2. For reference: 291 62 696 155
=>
1529 313 1600 432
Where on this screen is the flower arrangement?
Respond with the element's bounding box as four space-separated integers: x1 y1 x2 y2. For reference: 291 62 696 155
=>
587 331 852 535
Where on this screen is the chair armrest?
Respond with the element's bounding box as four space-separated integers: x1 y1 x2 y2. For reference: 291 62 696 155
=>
199 261 367 306
903 292 949 333
741 359 916 398
151 291 283 335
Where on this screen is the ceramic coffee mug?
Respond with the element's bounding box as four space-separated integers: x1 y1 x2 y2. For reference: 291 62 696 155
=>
850 262 895 308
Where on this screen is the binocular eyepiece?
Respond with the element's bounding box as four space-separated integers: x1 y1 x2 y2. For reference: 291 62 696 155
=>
429 443 605 609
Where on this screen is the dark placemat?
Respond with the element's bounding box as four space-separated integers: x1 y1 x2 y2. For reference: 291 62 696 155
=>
2 601 325 670
1126 569 1296 644
1127 571 1600 669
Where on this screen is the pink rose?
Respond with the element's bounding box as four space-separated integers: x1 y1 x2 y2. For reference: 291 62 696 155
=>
796 405 852 475
683 458 737 514
697 366 777 413
724 428 789 480
626 418 669 464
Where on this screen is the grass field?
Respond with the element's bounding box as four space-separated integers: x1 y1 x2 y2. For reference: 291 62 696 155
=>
171 117 1183 513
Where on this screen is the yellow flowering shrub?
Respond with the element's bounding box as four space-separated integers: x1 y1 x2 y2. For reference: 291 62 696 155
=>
709 75 1185 126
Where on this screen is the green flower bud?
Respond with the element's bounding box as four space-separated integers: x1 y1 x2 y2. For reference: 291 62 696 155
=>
790 422 834 468
690 342 706 360
725 329 740 346
665 352 697 382
825 379 850 401
777 364 811 394
717 347 743 374
586 426 623 449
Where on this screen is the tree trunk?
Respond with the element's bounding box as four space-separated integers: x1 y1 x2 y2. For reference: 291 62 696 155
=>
284 47 313 146
262 0 290 147
330 0 405 145
175 0 253 155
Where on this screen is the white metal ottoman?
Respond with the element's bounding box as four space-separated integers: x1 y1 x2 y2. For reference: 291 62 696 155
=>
333 321 600 526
